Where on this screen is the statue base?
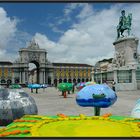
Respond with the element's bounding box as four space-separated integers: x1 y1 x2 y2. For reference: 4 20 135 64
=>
113 36 139 67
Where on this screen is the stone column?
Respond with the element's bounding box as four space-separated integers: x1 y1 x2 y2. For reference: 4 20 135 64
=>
45 71 48 84
100 73 102 84
113 70 118 83
51 72 54 85
20 71 22 84
44 71 46 84
39 70 43 84
91 71 94 81
22 71 25 84
132 69 137 90
12 71 15 84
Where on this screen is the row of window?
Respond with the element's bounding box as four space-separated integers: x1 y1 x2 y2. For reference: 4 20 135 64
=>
94 70 134 83
0 79 19 84
0 68 13 77
54 72 91 78
53 78 91 85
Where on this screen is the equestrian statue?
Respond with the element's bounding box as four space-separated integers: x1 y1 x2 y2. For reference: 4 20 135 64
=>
117 10 132 39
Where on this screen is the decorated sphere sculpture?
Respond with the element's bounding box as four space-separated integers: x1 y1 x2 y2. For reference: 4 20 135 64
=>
0 88 38 126
131 99 140 118
9 84 22 89
76 84 117 116
76 82 86 91
58 83 73 98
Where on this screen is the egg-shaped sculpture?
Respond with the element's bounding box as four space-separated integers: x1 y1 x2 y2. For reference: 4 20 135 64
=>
131 99 140 118
58 83 72 92
76 84 117 108
0 88 38 126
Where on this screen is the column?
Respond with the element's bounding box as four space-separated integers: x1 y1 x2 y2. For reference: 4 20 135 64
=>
22 71 25 84
51 72 54 85
44 71 46 84
91 71 94 81
113 70 118 83
100 73 102 84
12 71 15 84
132 69 137 90
20 71 22 84
39 70 43 84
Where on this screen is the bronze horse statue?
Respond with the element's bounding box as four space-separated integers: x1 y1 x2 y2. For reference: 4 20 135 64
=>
117 11 132 39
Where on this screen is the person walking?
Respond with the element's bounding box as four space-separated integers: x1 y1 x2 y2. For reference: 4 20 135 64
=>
112 81 116 91
72 83 75 93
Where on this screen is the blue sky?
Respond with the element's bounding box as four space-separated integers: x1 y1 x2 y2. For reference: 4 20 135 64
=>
0 3 139 65
0 3 113 41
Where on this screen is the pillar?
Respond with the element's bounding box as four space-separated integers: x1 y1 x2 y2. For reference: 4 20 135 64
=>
132 69 137 90
113 70 118 83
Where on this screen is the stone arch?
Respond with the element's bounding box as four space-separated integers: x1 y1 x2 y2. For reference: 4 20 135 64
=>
77 78 81 83
7 79 12 84
54 79 57 87
63 79 67 83
15 78 19 83
29 60 40 84
48 76 51 85
13 38 47 85
73 79 76 83
68 79 72 83
1 79 6 84
82 78 85 82
59 79 62 83
86 78 89 82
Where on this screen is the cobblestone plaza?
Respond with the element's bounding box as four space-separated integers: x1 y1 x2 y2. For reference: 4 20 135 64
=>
23 87 140 117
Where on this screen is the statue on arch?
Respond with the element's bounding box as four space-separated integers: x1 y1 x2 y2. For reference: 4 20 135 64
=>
117 10 132 39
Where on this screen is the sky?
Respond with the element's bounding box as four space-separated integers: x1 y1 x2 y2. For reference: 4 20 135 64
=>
0 3 140 67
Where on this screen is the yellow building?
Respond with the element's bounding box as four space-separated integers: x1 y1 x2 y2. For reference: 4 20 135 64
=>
52 63 93 86
0 61 13 85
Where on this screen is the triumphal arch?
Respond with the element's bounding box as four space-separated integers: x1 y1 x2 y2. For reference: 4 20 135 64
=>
13 39 53 84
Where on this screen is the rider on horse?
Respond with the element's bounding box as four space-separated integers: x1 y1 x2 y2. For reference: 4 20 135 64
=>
117 10 132 39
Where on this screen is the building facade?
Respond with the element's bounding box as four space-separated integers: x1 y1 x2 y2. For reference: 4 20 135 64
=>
0 62 13 85
94 37 140 90
0 39 94 86
53 63 93 87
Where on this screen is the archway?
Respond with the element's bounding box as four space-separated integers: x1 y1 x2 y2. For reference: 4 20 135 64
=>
1 79 6 84
86 78 89 82
48 76 51 85
77 79 81 83
82 78 85 82
7 79 12 84
15 78 19 83
59 79 62 83
28 61 40 84
17 39 47 84
63 79 67 83
54 79 57 87
68 79 72 83
73 79 76 84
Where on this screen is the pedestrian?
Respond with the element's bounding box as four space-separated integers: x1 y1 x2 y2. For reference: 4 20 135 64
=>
112 81 116 91
72 84 75 93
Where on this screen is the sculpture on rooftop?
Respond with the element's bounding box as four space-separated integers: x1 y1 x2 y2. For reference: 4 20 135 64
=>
117 10 132 39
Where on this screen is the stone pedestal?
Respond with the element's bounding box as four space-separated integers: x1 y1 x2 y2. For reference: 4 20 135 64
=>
113 37 139 67
112 36 139 91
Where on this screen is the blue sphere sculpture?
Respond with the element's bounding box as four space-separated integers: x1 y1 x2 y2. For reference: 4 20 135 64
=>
76 84 117 111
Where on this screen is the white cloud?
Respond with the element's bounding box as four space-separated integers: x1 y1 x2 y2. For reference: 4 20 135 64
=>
1 4 140 66
0 7 33 62
76 4 94 20
0 7 17 48
0 7 20 62
33 3 140 66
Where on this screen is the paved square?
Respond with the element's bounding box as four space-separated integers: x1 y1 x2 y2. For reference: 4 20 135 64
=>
24 87 140 117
